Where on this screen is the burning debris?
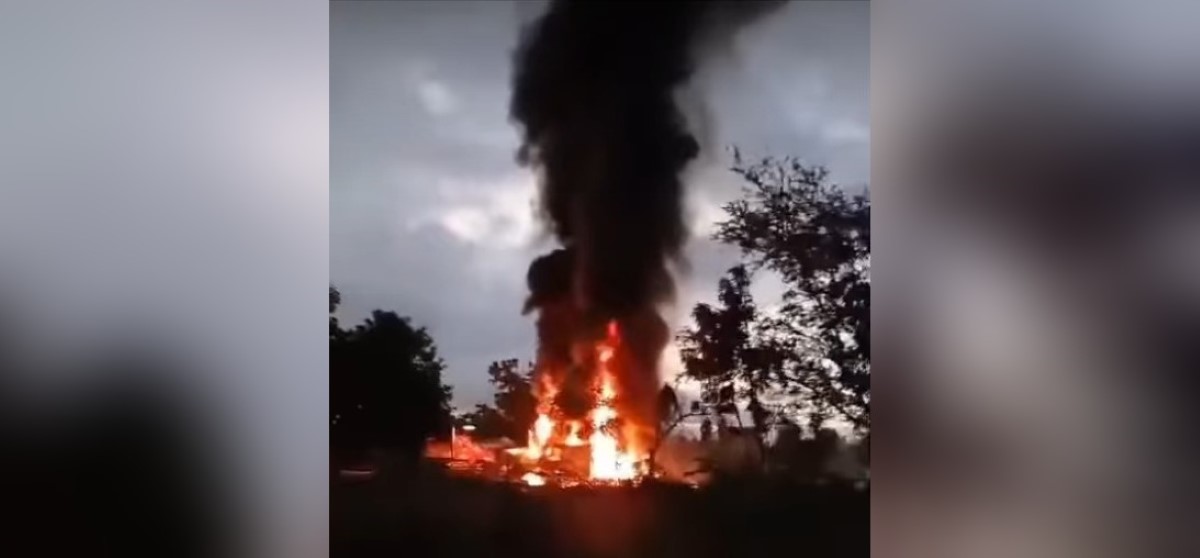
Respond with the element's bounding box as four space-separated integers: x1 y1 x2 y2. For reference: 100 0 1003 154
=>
514 322 646 485
503 1 782 487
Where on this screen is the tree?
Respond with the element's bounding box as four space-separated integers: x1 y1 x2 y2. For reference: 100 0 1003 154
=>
486 359 537 442
456 358 539 443
678 264 780 445
330 286 344 342
330 287 454 463
681 153 870 435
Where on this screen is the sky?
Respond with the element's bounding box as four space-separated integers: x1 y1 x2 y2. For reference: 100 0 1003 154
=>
331 0 868 410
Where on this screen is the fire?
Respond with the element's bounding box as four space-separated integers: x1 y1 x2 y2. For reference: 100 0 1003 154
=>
588 344 639 481
526 413 555 460
515 320 648 485
435 321 654 487
564 421 584 446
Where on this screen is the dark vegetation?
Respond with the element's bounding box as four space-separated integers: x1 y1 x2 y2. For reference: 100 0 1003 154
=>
332 463 867 558
329 288 454 465
458 358 538 443
678 153 870 446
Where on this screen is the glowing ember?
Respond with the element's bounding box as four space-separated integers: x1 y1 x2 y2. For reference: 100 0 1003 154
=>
521 472 546 487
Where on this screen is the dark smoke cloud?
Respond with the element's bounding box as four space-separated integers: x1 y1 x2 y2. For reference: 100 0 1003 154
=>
512 1 781 439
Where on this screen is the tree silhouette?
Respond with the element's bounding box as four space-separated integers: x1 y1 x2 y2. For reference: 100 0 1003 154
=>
329 286 344 342
679 265 779 447
681 153 870 435
330 286 453 463
460 358 538 443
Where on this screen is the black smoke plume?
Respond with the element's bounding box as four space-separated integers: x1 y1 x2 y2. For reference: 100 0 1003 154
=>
512 1 781 442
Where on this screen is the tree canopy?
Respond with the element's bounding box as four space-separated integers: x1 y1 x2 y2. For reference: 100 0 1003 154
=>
330 287 454 461
679 154 870 435
459 358 537 443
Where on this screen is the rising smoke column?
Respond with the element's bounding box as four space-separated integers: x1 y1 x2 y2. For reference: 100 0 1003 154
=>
512 1 781 448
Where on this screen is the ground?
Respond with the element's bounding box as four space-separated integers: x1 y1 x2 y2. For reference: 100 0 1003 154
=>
332 459 868 558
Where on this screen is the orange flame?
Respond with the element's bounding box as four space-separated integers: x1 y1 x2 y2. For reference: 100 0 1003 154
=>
565 421 585 446
526 413 555 460
587 325 641 481
516 320 646 485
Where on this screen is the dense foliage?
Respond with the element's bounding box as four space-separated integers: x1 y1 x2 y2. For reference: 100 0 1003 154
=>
680 154 870 435
458 359 538 443
330 287 454 461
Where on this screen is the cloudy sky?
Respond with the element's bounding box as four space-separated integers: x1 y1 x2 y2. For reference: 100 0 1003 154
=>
331 0 868 409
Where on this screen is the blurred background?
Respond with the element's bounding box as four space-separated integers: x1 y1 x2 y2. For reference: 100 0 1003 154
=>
0 1 327 557
876 0 1200 556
